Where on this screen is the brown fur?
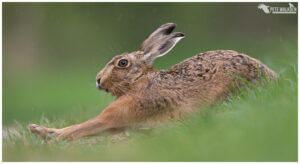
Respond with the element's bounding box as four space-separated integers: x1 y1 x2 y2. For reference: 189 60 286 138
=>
29 23 277 141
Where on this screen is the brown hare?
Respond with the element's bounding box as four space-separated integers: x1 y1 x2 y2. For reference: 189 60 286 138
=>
29 23 277 141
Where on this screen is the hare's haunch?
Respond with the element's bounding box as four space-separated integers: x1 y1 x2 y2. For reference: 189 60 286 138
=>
29 23 277 141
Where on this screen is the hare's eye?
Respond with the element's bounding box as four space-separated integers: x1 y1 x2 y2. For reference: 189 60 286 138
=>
118 59 128 67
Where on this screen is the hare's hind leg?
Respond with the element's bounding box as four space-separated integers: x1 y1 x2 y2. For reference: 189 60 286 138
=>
29 96 136 141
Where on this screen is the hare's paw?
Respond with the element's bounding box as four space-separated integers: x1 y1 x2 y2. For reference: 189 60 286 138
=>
28 123 59 139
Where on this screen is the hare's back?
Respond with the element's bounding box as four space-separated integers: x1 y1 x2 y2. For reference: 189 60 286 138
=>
196 50 277 81
166 50 277 83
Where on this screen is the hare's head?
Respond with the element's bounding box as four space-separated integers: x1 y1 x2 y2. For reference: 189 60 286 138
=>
96 23 185 96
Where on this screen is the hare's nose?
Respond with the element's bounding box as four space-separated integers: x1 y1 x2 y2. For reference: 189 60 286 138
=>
96 78 101 88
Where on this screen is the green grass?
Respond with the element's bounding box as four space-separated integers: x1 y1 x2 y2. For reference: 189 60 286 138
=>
3 65 297 162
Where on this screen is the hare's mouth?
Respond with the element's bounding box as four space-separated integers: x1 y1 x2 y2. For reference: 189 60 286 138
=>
96 81 110 93
98 86 110 93
99 88 110 93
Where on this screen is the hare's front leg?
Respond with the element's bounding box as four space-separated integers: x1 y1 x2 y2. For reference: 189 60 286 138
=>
29 118 104 141
29 96 136 141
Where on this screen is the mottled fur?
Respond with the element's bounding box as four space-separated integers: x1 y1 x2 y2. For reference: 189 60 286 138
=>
29 23 277 141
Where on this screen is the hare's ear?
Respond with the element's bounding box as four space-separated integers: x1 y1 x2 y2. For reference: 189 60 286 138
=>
139 23 185 64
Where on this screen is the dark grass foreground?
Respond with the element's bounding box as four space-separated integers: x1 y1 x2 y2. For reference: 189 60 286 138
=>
3 66 297 162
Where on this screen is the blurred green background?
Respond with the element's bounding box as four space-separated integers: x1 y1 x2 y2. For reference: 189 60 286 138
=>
2 2 297 161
